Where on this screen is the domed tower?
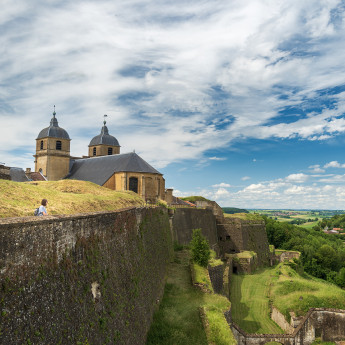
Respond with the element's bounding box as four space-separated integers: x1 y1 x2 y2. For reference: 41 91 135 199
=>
34 106 71 180
88 116 120 157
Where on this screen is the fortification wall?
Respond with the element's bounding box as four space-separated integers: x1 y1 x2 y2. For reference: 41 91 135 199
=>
218 218 270 265
0 207 173 345
172 208 219 252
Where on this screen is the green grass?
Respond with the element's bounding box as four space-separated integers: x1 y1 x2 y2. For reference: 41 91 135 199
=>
209 249 223 267
230 268 283 334
203 307 236 345
0 179 144 217
146 250 234 345
272 263 345 319
231 262 345 334
234 251 256 259
224 213 263 222
180 195 211 202
192 263 214 292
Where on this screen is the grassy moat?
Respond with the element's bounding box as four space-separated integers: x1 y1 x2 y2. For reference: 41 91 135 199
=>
146 250 235 345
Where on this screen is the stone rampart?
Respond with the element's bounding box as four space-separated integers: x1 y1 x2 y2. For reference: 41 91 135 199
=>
0 207 173 345
171 207 219 252
218 217 270 265
208 264 224 294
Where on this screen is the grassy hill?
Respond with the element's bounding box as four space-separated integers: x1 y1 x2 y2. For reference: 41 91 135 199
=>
231 262 345 334
272 262 345 320
0 179 144 218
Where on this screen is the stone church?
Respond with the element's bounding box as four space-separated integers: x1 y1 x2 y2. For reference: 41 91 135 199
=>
33 108 168 203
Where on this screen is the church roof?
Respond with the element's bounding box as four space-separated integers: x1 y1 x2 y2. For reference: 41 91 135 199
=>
37 108 70 140
65 152 161 186
9 168 29 182
89 124 120 147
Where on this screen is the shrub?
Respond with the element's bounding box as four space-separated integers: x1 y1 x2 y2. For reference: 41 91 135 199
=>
190 229 210 267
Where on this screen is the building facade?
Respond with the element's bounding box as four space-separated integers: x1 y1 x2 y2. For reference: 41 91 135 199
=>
34 109 166 202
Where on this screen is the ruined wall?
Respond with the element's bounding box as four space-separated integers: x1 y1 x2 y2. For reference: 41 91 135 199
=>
172 208 219 252
0 207 173 345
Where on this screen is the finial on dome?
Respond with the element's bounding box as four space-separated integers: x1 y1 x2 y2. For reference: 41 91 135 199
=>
103 114 108 126
53 105 56 117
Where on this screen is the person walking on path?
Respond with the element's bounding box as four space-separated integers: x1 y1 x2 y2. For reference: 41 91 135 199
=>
38 199 48 216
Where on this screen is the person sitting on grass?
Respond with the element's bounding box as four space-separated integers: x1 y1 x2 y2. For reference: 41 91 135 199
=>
38 199 48 216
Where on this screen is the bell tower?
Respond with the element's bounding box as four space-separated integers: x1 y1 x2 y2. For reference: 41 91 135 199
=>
88 115 120 157
34 106 71 180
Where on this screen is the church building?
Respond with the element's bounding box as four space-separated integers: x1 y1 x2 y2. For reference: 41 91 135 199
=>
33 108 167 203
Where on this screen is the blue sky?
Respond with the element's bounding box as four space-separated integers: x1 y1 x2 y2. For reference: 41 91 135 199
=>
2 0 345 209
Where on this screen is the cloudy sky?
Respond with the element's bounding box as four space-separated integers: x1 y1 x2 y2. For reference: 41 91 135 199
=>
2 0 345 209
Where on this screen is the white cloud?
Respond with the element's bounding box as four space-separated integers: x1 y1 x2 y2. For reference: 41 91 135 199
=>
285 173 309 183
241 176 251 181
212 182 231 188
324 161 345 169
308 164 325 173
209 156 227 161
1 0 345 170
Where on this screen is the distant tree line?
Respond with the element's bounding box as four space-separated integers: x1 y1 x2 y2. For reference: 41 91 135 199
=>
312 213 345 231
222 207 249 214
264 216 345 288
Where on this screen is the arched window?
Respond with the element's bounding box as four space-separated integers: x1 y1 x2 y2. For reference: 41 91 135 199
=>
129 177 138 193
40 140 44 150
93 147 96 156
56 140 62 150
108 147 113 155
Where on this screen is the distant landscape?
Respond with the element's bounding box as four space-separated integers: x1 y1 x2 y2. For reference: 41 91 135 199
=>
223 207 345 231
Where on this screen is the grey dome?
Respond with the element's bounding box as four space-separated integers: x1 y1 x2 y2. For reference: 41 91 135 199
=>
89 125 120 146
37 111 70 140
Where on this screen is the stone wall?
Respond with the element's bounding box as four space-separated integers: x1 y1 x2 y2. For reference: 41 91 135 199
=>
171 208 219 252
0 164 11 180
0 207 173 345
271 306 294 333
208 264 224 294
218 217 270 265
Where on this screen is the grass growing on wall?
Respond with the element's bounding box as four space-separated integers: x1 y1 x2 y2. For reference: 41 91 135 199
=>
0 179 144 217
146 250 235 345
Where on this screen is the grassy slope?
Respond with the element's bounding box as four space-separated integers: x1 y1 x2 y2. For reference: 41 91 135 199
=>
231 263 345 334
0 179 144 217
272 263 345 319
146 250 235 345
230 268 283 334
224 212 263 221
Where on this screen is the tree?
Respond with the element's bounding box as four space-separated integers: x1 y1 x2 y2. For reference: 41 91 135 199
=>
190 229 210 267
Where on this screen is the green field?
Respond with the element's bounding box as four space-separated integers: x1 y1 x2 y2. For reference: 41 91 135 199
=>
230 268 283 334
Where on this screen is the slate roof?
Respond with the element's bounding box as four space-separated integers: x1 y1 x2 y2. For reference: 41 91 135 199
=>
9 168 29 182
65 152 161 186
27 171 47 181
89 125 120 147
37 112 70 140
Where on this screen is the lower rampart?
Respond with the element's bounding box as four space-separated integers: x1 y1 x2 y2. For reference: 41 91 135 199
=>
230 308 345 345
172 208 219 252
0 207 173 345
